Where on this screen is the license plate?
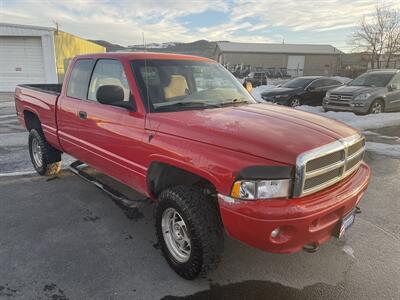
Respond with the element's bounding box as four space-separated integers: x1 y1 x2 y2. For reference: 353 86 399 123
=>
333 210 356 238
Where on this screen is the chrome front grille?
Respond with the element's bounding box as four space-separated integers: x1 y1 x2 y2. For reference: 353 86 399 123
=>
329 93 353 102
294 134 365 197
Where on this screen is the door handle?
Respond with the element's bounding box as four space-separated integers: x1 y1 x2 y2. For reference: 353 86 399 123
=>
78 111 87 120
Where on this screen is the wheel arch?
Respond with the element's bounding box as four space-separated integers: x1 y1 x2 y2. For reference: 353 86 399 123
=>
23 110 42 132
147 160 221 199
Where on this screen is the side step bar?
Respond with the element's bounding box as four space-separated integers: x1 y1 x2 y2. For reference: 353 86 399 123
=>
69 160 148 208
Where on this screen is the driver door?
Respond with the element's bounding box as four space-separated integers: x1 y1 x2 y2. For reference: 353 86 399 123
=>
76 59 147 190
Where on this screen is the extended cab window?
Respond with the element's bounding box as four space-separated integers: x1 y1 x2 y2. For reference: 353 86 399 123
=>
66 59 95 99
88 59 130 102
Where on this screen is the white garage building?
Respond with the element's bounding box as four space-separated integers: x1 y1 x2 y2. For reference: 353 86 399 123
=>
0 23 105 92
0 23 58 92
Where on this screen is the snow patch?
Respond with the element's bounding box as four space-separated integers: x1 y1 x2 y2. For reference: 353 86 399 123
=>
296 106 400 130
365 142 400 158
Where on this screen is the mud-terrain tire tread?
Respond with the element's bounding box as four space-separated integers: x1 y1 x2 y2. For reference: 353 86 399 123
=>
28 129 61 176
155 185 224 280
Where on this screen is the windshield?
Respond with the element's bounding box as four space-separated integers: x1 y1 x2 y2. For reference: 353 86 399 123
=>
282 78 315 89
349 73 394 87
131 59 256 112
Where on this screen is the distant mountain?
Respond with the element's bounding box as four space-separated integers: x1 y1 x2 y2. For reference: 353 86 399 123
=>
90 40 127 52
91 39 217 59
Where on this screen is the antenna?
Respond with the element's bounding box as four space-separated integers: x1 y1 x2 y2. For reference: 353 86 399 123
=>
53 20 59 33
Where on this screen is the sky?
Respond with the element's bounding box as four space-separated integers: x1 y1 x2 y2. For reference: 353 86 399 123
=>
1 0 400 52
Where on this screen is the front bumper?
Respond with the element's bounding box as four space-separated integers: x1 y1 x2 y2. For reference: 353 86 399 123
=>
323 97 372 114
261 96 290 105
218 163 370 253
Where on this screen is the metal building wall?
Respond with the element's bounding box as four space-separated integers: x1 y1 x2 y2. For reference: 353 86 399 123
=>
53 31 105 82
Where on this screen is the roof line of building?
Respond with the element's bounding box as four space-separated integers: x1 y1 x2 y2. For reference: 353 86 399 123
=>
0 22 54 32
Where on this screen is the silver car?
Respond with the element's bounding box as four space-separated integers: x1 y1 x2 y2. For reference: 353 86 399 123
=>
323 69 400 114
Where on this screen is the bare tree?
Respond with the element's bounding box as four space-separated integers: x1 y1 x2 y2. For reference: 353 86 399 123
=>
352 5 400 69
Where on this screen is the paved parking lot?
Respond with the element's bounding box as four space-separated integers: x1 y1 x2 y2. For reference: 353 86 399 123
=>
1 93 399 299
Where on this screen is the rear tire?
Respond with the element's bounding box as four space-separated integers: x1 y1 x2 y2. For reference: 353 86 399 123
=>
155 185 224 280
28 129 62 176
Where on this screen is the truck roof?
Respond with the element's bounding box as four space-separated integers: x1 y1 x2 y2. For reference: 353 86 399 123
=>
75 51 214 62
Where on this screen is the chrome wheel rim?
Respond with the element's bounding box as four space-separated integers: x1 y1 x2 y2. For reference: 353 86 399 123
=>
291 98 300 107
32 137 43 167
161 208 191 263
371 102 382 114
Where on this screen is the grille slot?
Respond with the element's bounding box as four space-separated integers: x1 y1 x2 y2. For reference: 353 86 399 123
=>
346 152 364 171
294 135 365 197
348 139 365 156
304 167 343 190
329 94 353 102
306 150 345 172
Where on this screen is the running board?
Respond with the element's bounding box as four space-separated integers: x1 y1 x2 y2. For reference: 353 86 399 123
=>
69 160 148 208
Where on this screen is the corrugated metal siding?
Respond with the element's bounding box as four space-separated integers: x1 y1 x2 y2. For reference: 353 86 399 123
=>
54 31 105 81
0 36 46 91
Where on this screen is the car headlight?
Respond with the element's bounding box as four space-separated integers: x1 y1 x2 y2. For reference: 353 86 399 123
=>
354 93 371 101
274 94 290 99
231 179 291 200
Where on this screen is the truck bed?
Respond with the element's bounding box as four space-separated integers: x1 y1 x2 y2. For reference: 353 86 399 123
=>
18 84 62 95
15 84 62 150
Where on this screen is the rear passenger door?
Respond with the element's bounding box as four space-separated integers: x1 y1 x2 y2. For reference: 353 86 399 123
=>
58 59 95 156
76 59 146 189
304 79 326 105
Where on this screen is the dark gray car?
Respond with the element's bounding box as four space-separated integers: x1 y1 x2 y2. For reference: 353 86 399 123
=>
323 69 400 114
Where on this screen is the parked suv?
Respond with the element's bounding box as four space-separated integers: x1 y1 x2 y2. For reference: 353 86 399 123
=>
243 71 267 88
323 69 400 114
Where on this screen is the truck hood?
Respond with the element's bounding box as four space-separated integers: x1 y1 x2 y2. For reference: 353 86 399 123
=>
147 104 358 165
331 85 382 95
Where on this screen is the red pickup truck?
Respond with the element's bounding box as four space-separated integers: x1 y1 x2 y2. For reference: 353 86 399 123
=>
15 52 370 279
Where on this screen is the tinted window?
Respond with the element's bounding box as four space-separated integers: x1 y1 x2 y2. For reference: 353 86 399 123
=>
325 79 341 86
309 79 325 88
66 59 94 99
88 59 130 102
282 78 315 89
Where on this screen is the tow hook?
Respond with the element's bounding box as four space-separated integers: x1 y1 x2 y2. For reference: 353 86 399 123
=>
303 243 319 253
355 206 362 214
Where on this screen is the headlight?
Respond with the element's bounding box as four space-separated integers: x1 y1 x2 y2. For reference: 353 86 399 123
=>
354 93 371 101
231 179 291 200
274 94 290 99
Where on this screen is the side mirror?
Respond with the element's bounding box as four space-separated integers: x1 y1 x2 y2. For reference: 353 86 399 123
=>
96 85 134 110
389 83 399 91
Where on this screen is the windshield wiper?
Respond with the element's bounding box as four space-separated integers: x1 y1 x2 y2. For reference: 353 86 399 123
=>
155 101 220 112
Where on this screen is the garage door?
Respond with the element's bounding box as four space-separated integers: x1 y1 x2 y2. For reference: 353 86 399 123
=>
287 55 305 77
0 36 46 92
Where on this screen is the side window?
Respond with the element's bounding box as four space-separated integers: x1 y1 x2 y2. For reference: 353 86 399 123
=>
309 79 324 88
391 74 400 87
88 59 130 102
325 79 341 86
66 59 95 99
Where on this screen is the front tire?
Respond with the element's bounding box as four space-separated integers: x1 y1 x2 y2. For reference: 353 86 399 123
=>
28 129 61 176
369 99 384 114
289 97 301 107
155 186 224 280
